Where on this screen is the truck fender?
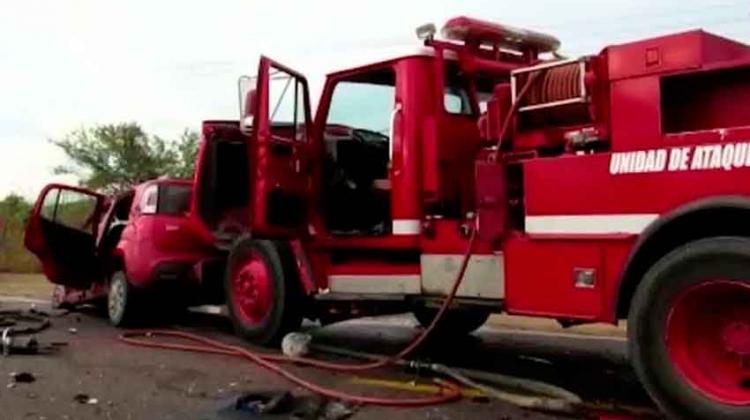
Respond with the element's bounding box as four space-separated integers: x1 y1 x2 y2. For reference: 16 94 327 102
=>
615 195 750 318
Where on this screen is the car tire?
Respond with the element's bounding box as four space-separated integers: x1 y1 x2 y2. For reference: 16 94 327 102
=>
224 238 303 346
629 236 750 420
108 271 140 327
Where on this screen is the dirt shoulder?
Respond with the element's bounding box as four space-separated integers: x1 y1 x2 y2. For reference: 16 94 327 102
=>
0 272 52 300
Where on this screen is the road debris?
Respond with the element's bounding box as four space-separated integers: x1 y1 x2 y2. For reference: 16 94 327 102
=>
0 309 51 336
215 391 356 420
73 393 99 405
281 332 312 357
10 372 36 383
216 390 294 417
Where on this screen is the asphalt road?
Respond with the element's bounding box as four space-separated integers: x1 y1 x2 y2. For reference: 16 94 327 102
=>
0 297 660 420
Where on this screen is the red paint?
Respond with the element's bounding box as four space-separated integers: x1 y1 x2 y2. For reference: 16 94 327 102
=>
666 281 750 405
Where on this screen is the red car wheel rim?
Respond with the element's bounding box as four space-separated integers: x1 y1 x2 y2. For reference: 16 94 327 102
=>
666 280 750 405
231 250 273 326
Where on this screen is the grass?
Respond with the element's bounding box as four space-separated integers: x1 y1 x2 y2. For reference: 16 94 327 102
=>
0 222 41 273
0 272 51 299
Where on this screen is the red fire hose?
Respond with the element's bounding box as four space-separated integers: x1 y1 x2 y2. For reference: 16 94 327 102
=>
119 71 542 407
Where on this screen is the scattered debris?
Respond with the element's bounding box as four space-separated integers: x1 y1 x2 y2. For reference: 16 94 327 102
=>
321 400 356 420
11 372 36 383
281 332 312 358
215 391 356 420
217 391 294 417
0 307 63 356
0 309 52 335
73 393 98 405
2 331 66 356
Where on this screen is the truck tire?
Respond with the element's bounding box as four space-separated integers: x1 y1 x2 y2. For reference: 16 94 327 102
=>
628 236 750 420
225 238 302 346
413 306 490 336
108 271 140 327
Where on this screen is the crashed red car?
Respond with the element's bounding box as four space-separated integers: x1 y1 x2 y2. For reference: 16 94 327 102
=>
24 179 221 325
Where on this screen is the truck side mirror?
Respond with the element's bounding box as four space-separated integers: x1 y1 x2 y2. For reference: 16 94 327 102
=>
240 89 257 135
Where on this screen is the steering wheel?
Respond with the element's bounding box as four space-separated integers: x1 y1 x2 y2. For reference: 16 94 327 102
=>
108 217 128 233
352 128 389 144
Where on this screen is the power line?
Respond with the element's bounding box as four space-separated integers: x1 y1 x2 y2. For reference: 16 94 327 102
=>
533 0 748 31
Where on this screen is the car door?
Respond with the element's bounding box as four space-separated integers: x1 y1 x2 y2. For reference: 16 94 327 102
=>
24 184 106 288
249 56 313 237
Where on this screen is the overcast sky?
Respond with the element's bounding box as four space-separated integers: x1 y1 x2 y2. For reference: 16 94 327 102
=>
0 0 748 198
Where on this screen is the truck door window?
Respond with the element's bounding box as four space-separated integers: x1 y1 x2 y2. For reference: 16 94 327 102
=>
269 69 307 142
322 68 395 235
444 63 473 115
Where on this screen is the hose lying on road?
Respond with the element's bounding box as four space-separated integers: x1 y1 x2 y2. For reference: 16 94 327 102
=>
311 343 582 414
120 329 462 407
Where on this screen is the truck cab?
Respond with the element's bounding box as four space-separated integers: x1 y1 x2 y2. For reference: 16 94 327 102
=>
190 19 552 341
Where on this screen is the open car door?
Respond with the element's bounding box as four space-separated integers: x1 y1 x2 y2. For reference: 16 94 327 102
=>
248 56 313 237
25 184 106 288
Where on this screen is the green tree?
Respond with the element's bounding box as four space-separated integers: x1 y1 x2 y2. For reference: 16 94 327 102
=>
0 193 38 273
52 122 198 193
0 193 32 222
170 129 200 179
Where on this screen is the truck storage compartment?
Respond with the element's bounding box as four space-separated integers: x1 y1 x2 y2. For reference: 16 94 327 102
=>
662 65 750 133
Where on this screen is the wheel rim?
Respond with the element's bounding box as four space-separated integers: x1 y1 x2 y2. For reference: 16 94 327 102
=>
666 280 750 405
108 277 126 322
231 250 273 326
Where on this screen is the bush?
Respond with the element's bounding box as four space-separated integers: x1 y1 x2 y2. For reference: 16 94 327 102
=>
0 194 40 273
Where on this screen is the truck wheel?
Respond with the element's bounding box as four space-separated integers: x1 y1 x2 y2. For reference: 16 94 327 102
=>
629 237 750 420
225 239 302 346
108 271 140 327
413 306 490 336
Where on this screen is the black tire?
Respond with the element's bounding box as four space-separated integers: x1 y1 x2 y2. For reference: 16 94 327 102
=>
413 306 490 336
224 238 303 346
628 236 750 420
107 271 140 327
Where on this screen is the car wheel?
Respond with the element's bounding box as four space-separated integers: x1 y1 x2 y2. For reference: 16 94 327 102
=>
108 271 140 327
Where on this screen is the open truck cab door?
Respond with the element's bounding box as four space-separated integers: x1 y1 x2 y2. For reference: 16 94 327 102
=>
195 57 312 244
248 56 313 237
24 184 106 289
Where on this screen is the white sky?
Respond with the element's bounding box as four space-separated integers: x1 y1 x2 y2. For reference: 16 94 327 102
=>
0 0 748 198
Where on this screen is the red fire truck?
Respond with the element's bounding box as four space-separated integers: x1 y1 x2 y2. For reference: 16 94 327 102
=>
26 17 750 418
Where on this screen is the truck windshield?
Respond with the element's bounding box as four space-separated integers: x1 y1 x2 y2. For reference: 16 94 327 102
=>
326 69 396 135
